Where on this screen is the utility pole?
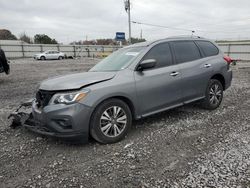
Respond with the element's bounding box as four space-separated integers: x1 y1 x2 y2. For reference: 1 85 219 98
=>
124 0 131 44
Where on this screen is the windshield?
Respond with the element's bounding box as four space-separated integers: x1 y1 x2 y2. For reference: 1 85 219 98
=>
89 47 144 72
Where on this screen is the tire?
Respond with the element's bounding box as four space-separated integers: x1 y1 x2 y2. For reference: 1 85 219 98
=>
90 98 132 144
5 65 10 75
40 56 45 60
201 79 223 110
58 56 63 60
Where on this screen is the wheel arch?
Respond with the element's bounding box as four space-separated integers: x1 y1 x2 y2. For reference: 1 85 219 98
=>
90 95 137 121
210 74 225 90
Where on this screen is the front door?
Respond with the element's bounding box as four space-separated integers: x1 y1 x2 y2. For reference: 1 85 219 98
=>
134 42 182 116
45 51 53 59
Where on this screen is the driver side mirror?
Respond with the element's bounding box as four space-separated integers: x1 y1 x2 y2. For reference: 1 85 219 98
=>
137 59 157 71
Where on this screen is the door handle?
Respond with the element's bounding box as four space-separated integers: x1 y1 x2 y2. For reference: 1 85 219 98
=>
170 72 179 76
204 64 211 68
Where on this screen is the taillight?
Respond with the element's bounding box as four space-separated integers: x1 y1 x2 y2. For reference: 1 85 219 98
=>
223 56 232 64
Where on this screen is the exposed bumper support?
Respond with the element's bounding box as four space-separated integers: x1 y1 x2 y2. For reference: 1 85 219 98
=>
8 99 33 129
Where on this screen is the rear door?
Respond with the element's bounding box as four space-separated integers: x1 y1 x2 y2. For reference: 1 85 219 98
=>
53 51 60 59
170 40 212 102
134 42 182 116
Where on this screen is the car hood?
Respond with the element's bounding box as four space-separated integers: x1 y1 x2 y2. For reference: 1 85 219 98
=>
39 71 116 91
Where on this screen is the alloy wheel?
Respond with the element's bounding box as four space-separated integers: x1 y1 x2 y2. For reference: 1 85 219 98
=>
209 84 222 105
100 106 127 138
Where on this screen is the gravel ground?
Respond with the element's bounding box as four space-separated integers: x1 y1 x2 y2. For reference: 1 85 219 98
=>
0 58 249 188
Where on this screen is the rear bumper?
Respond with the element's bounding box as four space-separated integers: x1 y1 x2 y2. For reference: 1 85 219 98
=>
224 69 233 90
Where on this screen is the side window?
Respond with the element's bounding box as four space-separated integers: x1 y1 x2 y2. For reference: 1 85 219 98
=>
142 42 173 68
171 41 201 64
196 41 219 57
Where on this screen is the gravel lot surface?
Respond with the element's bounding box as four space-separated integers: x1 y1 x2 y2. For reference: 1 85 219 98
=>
0 58 249 188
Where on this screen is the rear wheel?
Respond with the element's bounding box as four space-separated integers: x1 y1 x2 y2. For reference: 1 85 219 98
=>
90 99 132 144
201 79 223 110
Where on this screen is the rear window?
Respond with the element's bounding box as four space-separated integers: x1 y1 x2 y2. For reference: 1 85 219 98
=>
196 41 219 57
171 41 201 64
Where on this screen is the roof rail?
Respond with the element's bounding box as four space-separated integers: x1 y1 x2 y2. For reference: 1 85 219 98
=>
167 35 203 39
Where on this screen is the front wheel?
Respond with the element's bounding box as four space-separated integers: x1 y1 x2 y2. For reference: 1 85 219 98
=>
201 79 223 110
58 56 63 60
40 56 45 60
90 99 132 144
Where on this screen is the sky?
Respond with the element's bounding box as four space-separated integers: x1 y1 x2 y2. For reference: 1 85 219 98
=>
1 0 250 44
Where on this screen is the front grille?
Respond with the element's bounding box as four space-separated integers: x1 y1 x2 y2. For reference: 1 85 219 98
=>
36 90 55 108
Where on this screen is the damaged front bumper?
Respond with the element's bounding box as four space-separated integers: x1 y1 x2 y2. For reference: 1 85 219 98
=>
8 99 91 143
8 99 34 128
24 115 88 140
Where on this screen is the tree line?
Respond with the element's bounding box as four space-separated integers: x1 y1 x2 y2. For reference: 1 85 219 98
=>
0 29 146 45
0 29 58 44
70 37 146 45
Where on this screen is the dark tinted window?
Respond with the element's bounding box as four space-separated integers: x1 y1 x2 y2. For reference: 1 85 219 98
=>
142 42 172 68
172 41 201 63
196 41 219 57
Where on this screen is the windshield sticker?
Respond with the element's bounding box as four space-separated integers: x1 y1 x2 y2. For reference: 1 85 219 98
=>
125 52 139 56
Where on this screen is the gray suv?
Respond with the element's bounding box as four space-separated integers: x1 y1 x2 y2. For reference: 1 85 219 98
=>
26 36 232 144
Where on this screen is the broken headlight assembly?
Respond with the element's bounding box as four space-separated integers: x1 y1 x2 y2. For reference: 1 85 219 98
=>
49 89 89 105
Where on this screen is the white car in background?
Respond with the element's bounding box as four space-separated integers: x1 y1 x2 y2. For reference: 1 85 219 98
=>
34 50 65 60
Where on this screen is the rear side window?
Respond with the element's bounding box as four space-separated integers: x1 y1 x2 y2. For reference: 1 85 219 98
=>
196 41 219 57
171 41 201 64
142 42 172 68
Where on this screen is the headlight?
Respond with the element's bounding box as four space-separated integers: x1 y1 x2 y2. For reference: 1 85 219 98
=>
49 90 89 105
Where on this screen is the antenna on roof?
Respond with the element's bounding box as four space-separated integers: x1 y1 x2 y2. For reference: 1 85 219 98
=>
191 30 195 37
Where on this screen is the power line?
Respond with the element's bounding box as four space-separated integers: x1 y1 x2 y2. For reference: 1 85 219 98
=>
192 17 250 28
132 20 250 34
132 21 194 32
